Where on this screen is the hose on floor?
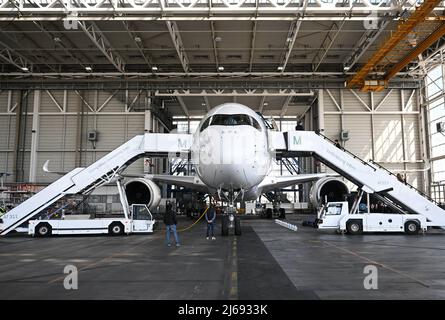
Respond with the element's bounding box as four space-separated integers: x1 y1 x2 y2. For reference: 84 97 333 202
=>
177 207 209 232
156 207 209 232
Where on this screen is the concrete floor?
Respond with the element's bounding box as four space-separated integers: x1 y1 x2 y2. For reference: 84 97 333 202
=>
1 215 445 300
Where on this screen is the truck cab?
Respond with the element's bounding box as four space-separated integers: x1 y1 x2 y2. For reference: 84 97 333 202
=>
317 201 427 235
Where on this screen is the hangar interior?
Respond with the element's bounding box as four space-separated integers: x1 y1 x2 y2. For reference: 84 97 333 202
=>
2 0 445 300
0 2 444 207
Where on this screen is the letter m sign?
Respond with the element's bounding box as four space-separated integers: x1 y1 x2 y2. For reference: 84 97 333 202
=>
293 135 301 146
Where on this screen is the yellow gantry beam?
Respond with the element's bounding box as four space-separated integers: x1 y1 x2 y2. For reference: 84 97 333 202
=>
385 22 445 80
346 0 443 90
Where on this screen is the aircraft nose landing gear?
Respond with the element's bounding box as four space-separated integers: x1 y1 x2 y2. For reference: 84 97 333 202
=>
219 188 243 236
221 206 242 236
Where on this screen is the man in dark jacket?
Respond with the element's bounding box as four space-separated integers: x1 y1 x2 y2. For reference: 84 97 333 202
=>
164 203 180 247
205 204 216 240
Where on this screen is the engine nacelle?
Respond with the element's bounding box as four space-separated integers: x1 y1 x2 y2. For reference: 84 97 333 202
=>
309 177 349 208
124 178 161 211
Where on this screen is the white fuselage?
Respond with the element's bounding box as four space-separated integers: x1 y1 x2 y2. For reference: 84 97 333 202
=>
190 103 272 198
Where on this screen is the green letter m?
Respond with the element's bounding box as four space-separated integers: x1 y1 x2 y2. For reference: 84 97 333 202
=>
293 135 301 145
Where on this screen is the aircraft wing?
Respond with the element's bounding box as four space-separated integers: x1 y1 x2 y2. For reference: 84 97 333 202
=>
146 174 209 193
258 173 330 193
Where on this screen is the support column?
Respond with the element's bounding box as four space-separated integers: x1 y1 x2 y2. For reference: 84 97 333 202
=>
28 90 41 183
144 109 152 132
75 91 84 167
317 89 325 132
370 92 376 160
144 109 153 174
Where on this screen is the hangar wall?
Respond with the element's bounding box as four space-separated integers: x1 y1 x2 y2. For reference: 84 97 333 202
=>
317 88 428 192
0 89 166 184
0 88 429 196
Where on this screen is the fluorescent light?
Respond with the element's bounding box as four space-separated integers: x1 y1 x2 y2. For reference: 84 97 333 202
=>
134 36 142 43
54 37 61 42
277 66 284 71
151 66 158 72
85 66 92 71
214 36 222 42
217 66 224 71
21 67 29 71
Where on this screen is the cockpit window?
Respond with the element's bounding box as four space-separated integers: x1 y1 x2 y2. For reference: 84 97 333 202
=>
251 118 261 130
199 116 211 132
208 114 262 131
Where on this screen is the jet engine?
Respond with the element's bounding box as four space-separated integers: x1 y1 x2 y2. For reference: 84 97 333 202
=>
309 177 349 208
124 178 161 210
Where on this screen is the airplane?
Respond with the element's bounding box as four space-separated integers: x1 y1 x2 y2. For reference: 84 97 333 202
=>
132 102 332 235
1 102 339 237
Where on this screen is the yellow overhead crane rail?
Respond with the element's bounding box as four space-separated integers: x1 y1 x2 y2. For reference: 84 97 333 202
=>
346 0 443 91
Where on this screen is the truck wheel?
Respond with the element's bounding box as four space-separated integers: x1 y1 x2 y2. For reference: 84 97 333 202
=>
109 222 124 236
221 216 229 236
35 223 52 237
234 217 242 236
266 208 272 219
404 220 420 235
272 209 280 219
279 208 286 219
346 220 363 235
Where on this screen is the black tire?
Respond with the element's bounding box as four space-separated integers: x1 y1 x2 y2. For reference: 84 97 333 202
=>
266 208 272 219
234 217 242 236
260 210 267 219
109 222 124 236
404 220 420 235
221 216 229 236
35 223 52 237
346 220 363 235
279 208 286 219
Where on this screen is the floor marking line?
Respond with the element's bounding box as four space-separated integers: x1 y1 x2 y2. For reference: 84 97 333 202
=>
323 241 430 288
228 237 238 300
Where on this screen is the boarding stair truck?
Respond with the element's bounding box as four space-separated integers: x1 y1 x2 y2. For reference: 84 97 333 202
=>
268 131 445 231
316 190 428 234
27 179 155 237
0 133 192 236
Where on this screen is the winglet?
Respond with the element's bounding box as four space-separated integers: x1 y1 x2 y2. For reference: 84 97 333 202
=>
42 160 67 175
42 160 51 173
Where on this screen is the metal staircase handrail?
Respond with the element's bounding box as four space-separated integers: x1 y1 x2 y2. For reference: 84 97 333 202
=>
315 131 438 205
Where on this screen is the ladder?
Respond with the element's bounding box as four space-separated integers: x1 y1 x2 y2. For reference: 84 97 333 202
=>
1 133 192 235
285 131 445 227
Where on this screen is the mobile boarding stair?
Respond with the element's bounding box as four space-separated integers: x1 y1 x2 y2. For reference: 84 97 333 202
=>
271 130 445 228
0 133 192 235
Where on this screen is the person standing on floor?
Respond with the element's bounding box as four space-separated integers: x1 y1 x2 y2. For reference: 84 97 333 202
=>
164 202 180 247
205 204 216 240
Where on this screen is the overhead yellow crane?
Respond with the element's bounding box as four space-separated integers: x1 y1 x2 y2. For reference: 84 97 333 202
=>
346 0 443 91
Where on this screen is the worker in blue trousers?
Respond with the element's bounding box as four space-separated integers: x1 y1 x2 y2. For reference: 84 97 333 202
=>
205 204 216 240
164 202 180 247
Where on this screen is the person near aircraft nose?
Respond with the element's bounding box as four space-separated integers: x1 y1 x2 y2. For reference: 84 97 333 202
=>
205 204 216 240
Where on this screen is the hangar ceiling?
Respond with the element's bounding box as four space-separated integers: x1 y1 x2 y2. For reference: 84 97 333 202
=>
0 0 444 116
